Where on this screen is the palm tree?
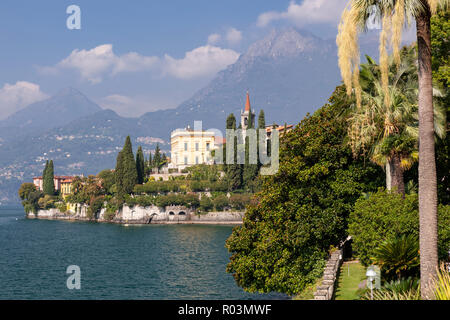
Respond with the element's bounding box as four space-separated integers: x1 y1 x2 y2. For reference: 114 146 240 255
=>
336 0 448 299
348 48 445 195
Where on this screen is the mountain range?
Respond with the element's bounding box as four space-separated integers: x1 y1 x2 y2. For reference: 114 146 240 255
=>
0 28 376 204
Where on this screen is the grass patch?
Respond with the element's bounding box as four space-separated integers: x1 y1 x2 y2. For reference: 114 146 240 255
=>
293 277 323 300
334 261 366 300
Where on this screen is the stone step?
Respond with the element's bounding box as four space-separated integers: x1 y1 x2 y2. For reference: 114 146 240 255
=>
315 289 328 296
323 274 335 281
317 285 330 291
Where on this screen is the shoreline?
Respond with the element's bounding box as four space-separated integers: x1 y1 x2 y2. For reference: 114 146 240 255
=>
27 215 243 226
26 205 244 226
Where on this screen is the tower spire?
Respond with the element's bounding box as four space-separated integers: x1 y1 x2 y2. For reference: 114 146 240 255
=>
245 91 251 112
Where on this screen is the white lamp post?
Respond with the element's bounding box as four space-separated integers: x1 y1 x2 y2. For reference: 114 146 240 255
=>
366 267 377 300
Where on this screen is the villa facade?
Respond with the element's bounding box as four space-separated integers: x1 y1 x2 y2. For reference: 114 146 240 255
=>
170 127 218 170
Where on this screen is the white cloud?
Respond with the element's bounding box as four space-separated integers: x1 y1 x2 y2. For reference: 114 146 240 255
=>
41 43 239 83
44 44 159 84
99 94 174 117
0 81 49 120
257 0 347 28
112 52 159 75
164 45 240 79
207 33 221 45
99 94 136 117
58 44 116 84
226 28 243 46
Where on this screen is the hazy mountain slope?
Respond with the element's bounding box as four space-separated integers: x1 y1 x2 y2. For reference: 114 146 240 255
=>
0 87 102 141
0 109 168 204
0 28 350 204
140 28 342 134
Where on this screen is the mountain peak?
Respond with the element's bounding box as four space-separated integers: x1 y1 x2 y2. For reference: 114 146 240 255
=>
55 87 85 97
0 88 102 135
245 27 332 59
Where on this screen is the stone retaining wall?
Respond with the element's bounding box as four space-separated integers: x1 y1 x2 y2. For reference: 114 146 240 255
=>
313 248 343 300
28 205 244 225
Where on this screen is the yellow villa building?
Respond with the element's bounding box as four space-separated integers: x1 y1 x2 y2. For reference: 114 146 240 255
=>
170 127 220 170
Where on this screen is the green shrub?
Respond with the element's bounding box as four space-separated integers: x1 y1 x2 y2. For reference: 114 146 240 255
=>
229 194 252 210
200 196 213 212
363 277 420 300
186 164 220 181
213 194 228 211
18 183 37 201
210 180 228 192
103 211 116 221
38 195 56 210
87 196 104 219
373 234 420 281
56 202 67 213
124 194 138 207
135 195 155 207
134 181 184 194
349 190 450 266
153 193 200 208
23 203 35 214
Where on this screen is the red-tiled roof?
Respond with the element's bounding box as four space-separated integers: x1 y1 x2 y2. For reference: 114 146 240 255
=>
265 124 294 133
33 176 77 180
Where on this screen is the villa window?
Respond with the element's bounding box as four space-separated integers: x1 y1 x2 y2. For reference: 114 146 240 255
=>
184 157 188 165
184 142 188 151
206 142 210 151
195 142 199 151
195 156 199 164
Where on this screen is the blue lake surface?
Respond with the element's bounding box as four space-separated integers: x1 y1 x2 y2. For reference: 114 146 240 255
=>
0 207 287 300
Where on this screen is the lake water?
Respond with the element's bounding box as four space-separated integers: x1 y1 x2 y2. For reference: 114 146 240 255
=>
0 207 286 300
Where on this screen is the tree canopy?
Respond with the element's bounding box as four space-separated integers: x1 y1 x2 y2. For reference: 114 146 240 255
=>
226 85 383 295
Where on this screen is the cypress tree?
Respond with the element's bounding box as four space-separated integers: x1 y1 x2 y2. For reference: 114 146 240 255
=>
148 152 152 168
122 136 138 193
42 160 49 192
243 109 265 190
161 153 167 167
257 109 266 168
258 110 266 130
145 152 152 176
153 144 161 170
226 113 242 190
116 136 137 197
136 146 145 184
43 160 55 195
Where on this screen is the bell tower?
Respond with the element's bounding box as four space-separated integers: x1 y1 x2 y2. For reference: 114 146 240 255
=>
240 91 255 132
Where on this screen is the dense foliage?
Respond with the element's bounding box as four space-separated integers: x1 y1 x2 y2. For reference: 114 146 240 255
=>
349 189 450 266
432 10 450 205
226 86 383 295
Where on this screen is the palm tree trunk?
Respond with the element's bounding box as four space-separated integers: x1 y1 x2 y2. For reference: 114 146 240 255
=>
388 155 405 196
416 1 438 300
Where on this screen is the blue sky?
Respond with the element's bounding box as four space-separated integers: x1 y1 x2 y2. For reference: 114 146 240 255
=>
0 0 415 119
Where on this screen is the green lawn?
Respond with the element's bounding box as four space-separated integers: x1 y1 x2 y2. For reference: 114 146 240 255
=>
334 261 366 300
293 277 323 300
